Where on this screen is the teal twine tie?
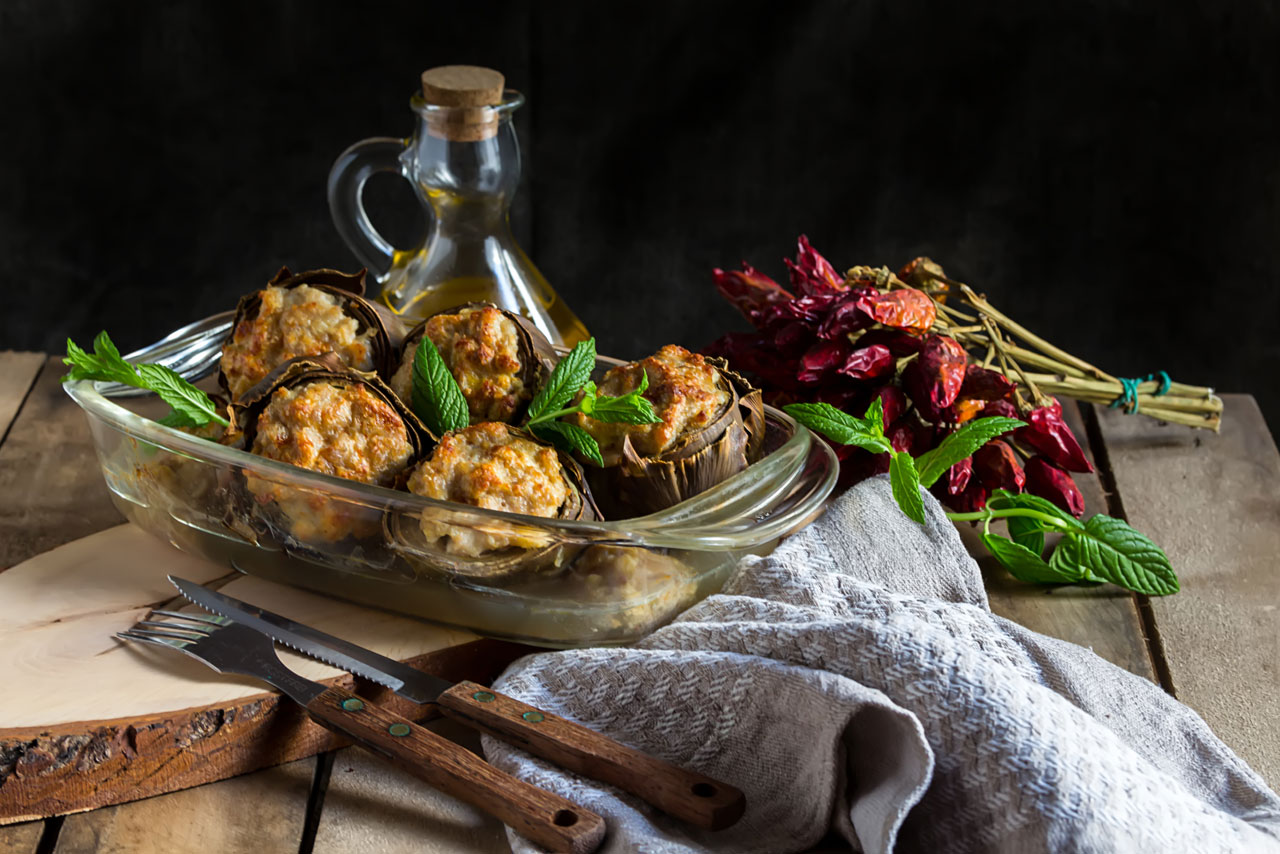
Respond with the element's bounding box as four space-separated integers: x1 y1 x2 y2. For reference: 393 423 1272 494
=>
1110 371 1172 414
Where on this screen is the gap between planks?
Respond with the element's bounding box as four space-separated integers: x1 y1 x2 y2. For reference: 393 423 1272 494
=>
1079 402 1177 696
0 353 46 457
1090 394 1280 788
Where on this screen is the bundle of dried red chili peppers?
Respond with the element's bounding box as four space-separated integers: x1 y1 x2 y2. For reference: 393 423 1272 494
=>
705 237 1222 515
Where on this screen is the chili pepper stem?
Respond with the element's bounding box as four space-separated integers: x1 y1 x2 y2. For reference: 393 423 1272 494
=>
958 284 1116 382
876 265 1223 431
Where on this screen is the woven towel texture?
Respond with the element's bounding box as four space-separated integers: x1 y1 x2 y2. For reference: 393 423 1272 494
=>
484 476 1280 853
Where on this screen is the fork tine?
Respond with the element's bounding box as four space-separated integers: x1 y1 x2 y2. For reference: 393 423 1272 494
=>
137 619 210 637
126 628 199 645
117 631 190 650
151 608 225 624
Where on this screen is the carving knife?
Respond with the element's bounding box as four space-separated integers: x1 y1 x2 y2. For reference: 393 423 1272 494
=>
169 575 745 831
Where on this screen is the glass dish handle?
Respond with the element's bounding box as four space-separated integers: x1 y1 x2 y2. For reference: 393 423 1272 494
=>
327 137 409 278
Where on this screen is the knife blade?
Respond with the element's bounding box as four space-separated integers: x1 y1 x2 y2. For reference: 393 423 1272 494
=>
168 574 450 704
169 574 747 831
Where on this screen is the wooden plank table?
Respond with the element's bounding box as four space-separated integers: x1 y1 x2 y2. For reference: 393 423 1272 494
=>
1 351 1276 852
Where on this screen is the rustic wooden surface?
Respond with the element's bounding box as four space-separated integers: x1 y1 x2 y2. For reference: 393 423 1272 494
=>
977 400 1159 681
0 356 120 567
0 522 526 822
1 350 1275 853
312 722 509 854
0 820 42 854
1094 395 1280 784
52 761 315 854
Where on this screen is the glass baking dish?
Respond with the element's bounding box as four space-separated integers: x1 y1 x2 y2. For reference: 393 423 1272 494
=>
64 337 837 648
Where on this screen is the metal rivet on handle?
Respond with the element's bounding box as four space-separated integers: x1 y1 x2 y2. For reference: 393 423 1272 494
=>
473 691 496 703
341 698 364 712
388 723 411 737
521 711 544 723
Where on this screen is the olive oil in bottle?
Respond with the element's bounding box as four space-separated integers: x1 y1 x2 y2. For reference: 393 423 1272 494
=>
329 65 588 346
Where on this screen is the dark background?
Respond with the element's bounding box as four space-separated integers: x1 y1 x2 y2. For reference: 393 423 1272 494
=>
4 1 1277 431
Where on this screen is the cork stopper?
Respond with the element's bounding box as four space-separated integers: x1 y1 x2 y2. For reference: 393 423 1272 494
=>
420 66 505 142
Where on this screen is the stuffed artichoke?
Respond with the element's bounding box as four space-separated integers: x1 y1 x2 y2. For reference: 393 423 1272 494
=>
228 356 433 545
388 303 555 424
390 421 599 582
569 345 765 518
220 267 404 400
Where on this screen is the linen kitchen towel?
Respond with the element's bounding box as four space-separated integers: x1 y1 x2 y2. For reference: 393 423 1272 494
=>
483 476 1280 853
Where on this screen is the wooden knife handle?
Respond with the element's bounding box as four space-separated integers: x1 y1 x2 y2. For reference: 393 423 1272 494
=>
439 680 746 831
306 686 605 854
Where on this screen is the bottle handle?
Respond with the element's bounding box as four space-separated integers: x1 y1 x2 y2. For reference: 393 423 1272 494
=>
327 137 408 279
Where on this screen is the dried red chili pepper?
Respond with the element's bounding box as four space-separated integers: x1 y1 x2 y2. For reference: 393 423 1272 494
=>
949 397 986 424
838 344 893 381
812 384 866 412
1018 399 1093 473
704 332 799 391
861 289 937 333
889 422 916 454
772 321 814 358
816 287 878 340
713 264 793 329
901 256 952 291
796 340 849 384
973 440 1026 492
876 385 908 428
832 445 891 488
905 335 967 412
953 482 989 513
981 399 1020 420
784 235 845 295
1024 456 1086 517
855 328 925 357
946 456 973 495
959 365 1015 401
933 478 988 513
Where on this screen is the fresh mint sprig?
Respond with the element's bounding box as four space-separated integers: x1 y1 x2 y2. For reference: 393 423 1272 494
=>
524 339 660 463
784 401 1178 596
63 332 229 429
411 337 469 435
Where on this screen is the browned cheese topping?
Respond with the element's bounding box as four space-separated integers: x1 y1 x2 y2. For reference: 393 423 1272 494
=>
247 381 413 542
407 422 569 554
572 345 729 464
391 306 527 422
221 285 375 399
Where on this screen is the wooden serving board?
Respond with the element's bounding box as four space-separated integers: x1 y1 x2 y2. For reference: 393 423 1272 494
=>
0 524 532 824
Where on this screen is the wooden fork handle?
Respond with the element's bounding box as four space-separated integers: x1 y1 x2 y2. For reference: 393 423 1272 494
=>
306 686 605 854
439 680 746 831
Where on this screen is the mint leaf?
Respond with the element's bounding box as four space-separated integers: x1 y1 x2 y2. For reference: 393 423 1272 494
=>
1006 516 1047 555
889 451 926 525
157 410 200 429
63 332 228 428
527 339 596 422
1053 515 1179 595
63 337 140 386
137 364 226 427
864 397 885 435
589 370 661 425
916 417 1022 488
532 420 604 467
784 402 892 455
411 337 469 435
982 532 1074 584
